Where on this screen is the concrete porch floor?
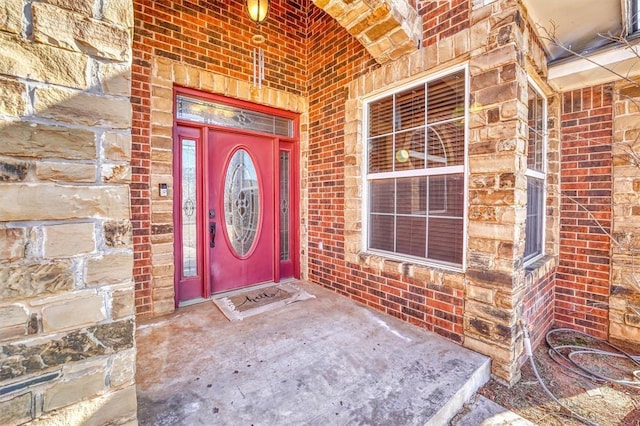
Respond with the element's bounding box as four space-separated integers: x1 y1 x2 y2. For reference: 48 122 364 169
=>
136 281 491 425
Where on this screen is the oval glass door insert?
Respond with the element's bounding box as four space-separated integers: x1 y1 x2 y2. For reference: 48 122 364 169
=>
224 149 260 257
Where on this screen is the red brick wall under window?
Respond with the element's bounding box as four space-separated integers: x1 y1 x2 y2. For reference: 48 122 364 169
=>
556 85 613 338
522 267 555 348
306 8 465 343
131 0 308 315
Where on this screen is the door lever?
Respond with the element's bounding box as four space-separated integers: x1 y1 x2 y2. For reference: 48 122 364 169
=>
210 222 216 248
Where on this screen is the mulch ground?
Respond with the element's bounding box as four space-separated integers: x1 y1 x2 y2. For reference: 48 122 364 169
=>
478 337 640 426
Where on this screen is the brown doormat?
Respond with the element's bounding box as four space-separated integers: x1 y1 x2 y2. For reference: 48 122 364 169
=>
212 282 315 321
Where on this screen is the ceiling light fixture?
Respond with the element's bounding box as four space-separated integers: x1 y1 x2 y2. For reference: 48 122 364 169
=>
246 0 269 25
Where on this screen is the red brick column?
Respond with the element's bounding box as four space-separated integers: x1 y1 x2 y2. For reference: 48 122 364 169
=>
556 85 613 338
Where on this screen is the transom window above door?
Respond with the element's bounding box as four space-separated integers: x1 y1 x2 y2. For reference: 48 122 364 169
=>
364 67 468 269
176 95 294 138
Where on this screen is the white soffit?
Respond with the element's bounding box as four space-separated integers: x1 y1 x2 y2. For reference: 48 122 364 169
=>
526 0 623 61
547 41 640 91
524 0 638 91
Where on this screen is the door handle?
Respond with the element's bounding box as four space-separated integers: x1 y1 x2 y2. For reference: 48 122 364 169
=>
210 222 216 248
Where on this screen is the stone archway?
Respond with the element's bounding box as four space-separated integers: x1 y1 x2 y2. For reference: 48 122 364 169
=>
312 0 421 63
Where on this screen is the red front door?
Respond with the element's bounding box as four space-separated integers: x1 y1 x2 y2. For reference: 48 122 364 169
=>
173 92 299 307
207 130 275 293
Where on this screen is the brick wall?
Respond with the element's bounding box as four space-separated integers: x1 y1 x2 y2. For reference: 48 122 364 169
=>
307 2 468 341
420 0 470 47
522 262 556 348
317 0 543 384
0 0 137 423
556 85 613 338
132 0 308 315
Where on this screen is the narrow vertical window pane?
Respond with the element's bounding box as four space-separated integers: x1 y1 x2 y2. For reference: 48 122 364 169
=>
527 86 545 172
280 151 290 261
182 139 197 277
524 177 544 261
525 83 546 262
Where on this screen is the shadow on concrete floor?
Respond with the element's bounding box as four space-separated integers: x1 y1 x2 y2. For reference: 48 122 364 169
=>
136 281 490 425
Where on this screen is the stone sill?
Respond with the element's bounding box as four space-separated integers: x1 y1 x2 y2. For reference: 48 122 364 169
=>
524 254 557 286
355 251 465 289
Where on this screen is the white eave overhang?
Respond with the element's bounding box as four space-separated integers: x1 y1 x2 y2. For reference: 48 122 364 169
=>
547 38 640 91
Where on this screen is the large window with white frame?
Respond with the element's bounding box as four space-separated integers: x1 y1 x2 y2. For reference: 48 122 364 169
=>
364 68 467 268
524 82 547 263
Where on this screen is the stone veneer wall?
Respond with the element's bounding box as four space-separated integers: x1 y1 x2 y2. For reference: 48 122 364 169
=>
316 0 555 384
610 82 640 344
0 0 137 424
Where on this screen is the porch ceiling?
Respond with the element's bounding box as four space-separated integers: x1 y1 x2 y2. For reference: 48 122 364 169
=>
525 0 625 62
524 0 640 90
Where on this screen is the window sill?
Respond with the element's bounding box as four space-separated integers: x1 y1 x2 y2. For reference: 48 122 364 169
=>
360 250 464 275
524 254 556 285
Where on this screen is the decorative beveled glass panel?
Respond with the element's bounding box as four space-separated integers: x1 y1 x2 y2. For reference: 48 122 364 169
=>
177 95 293 138
224 149 260 257
181 139 197 277
279 151 290 261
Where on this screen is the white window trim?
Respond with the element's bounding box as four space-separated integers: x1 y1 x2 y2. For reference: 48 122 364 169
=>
524 77 548 266
361 64 469 272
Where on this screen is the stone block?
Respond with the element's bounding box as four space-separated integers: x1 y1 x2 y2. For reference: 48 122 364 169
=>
0 393 33 425
0 183 130 221
40 385 137 426
42 293 107 332
109 349 135 387
103 132 131 161
43 371 106 412
103 220 132 248
0 262 73 302
0 33 88 89
86 252 133 285
36 161 96 183
467 284 496 304
0 77 27 116
463 334 513 365
0 227 26 261
0 156 29 182
101 164 131 183
99 62 131 96
0 304 28 342
112 288 134 319
466 268 514 289
102 0 133 28
468 221 514 241
0 121 96 160
470 44 517 74
0 0 22 34
0 320 133 381
34 87 131 129
42 0 96 16
43 223 96 258
32 3 130 61
475 81 518 106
